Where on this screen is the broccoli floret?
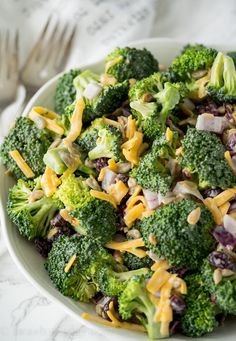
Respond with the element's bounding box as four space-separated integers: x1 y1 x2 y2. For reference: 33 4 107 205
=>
43 142 95 177
169 44 217 81
88 125 123 161
61 70 129 126
77 117 106 153
118 276 163 339
138 199 215 270
181 273 220 337
0 117 53 179
129 76 183 140
46 235 113 302
54 174 117 244
207 52 236 103
180 128 235 189
54 69 81 115
201 258 236 314
7 178 58 240
123 252 153 270
130 134 177 194
97 263 150 297
105 47 159 82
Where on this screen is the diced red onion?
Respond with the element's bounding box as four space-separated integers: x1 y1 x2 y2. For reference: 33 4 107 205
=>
83 82 102 100
143 189 159 210
173 181 203 201
196 113 228 134
212 225 236 248
101 169 117 190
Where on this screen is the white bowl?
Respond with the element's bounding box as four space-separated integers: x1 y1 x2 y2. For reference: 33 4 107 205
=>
1 38 236 341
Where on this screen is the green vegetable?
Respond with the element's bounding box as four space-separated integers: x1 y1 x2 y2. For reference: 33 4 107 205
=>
97 263 150 297
207 52 236 103
54 69 81 115
0 117 53 179
201 258 236 314
138 199 215 269
78 116 123 161
129 74 185 140
130 134 177 194
46 235 113 302
54 174 117 244
118 276 163 339
43 142 95 177
7 178 58 240
169 44 217 81
105 47 159 82
61 69 129 126
77 117 106 153
88 125 123 161
123 251 153 270
181 273 220 337
180 128 235 189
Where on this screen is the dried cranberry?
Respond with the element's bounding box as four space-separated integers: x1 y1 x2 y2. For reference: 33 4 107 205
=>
182 168 192 179
116 173 129 184
51 213 69 228
203 188 222 198
208 251 236 271
195 98 220 116
94 158 108 172
103 297 119 321
226 132 236 153
168 267 188 278
229 200 236 212
92 292 104 305
34 238 52 257
170 294 186 315
212 225 236 248
170 320 181 335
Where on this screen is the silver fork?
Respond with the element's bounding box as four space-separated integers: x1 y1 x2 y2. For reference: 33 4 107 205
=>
20 16 76 108
0 30 19 111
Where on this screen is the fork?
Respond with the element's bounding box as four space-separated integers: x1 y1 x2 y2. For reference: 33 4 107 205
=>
20 16 76 109
0 30 19 111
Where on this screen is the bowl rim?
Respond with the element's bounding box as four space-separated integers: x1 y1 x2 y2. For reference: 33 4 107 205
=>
1 37 236 340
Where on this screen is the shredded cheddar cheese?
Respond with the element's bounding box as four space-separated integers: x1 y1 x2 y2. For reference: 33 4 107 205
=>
106 238 145 251
126 115 136 140
146 269 171 295
106 180 129 205
29 107 64 135
124 202 145 227
204 197 222 224
219 201 230 217
90 189 117 208
125 248 147 258
108 158 118 172
41 166 61 197
151 260 169 272
122 119 144 165
81 312 145 332
64 254 76 273
166 127 173 143
225 151 236 173
63 98 85 144
213 188 236 207
9 150 35 178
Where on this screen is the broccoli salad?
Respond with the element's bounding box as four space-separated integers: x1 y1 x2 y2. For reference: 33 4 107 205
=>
2 45 236 339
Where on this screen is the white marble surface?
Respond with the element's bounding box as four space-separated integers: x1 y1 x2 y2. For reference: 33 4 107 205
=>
1 0 236 340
